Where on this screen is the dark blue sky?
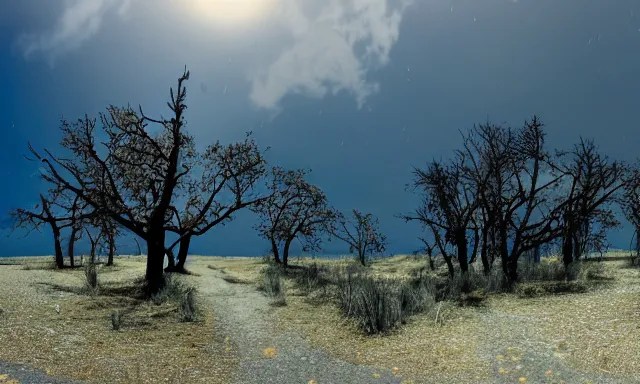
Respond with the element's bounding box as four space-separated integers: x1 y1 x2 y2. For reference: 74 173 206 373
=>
1 0 639 256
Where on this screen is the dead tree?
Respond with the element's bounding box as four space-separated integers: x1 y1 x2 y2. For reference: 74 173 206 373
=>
85 212 120 266
416 236 436 270
67 222 83 267
85 227 103 263
11 194 66 268
253 167 335 267
557 138 624 265
622 165 640 258
65 195 88 268
460 121 515 274
401 157 479 275
329 209 386 266
165 132 268 272
459 116 567 282
26 68 194 293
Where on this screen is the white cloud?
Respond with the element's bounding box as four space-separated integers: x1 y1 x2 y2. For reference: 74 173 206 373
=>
16 0 130 65
249 0 413 110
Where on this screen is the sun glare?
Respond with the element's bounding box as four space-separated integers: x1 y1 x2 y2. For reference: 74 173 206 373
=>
181 0 276 26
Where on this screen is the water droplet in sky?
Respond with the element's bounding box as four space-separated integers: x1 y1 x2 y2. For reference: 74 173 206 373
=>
319 109 323 116
450 5 453 12
260 120 264 128
402 125 406 132
597 33 601 41
474 17 477 22
223 86 227 95
407 66 410 72
588 37 592 45
200 83 207 93
340 140 344 147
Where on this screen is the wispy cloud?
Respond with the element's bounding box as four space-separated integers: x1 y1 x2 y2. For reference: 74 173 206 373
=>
16 0 130 65
249 0 413 111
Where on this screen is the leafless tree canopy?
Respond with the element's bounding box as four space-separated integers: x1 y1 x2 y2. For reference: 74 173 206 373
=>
402 115 628 284
329 209 386 266
164 132 268 271
252 167 335 266
622 165 640 256
23 69 194 292
10 65 636 294
557 138 624 265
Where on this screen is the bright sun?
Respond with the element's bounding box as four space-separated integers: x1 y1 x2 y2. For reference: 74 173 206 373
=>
182 0 277 26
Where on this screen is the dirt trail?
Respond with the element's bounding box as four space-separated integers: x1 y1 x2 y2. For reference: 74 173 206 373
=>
475 309 621 384
189 263 404 384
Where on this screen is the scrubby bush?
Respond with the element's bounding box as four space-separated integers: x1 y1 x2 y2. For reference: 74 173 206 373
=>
110 311 122 330
179 288 198 322
84 261 99 292
262 264 286 306
341 276 401 334
151 274 186 304
337 269 437 334
147 274 200 321
291 262 331 295
573 261 607 281
399 279 436 317
518 258 567 282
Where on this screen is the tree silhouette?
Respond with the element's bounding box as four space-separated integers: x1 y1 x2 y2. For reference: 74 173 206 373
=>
253 168 335 266
330 209 386 266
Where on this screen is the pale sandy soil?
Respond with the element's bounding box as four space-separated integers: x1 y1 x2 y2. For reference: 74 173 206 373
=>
0 254 639 383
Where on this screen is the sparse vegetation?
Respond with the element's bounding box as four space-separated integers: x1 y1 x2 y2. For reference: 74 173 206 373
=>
150 274 193 305
179 287 198 322
84 260 99 293
110 310 122 330
262 264 286 306
4 64 640 383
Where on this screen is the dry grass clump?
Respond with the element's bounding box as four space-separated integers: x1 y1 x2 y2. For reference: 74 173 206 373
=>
274 291 489 382
179 287 198 322
261 264 286 306
84 260 99 293
0 258 237 383
334 267 437 334
110 310 123 330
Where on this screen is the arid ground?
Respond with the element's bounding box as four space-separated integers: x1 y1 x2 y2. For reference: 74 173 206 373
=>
0 254 639 384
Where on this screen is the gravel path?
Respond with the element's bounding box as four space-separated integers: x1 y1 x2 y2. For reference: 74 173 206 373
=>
194 266 404 384
0 360 81 384
474 301 640 384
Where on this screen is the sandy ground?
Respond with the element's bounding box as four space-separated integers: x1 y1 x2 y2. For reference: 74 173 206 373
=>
1 255 639 383
186 259 405 384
